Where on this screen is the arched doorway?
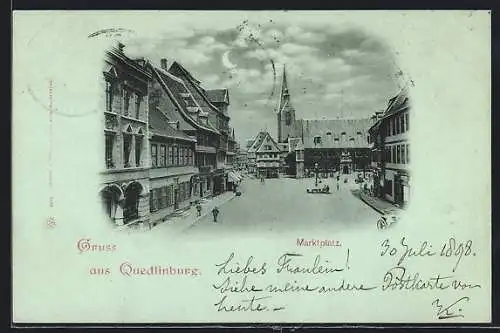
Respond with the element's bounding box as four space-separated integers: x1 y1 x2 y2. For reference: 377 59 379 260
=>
342 165 349 174
123 182 142 224
100 184 123 223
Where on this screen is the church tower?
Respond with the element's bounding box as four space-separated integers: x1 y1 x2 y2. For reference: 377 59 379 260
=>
277 65 296 143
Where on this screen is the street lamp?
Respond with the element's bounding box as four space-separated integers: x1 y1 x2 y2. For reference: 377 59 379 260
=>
315 162 319 187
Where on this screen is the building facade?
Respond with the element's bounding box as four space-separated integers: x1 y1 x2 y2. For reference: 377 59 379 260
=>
148 107 198 223
151 60 221 199
100 45 240 228
275 66 372 178
249 131 281 178
369 88 410 207
168 62 232 197
100 44 152 226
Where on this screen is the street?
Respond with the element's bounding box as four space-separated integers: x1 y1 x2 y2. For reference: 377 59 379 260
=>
182 174 380 236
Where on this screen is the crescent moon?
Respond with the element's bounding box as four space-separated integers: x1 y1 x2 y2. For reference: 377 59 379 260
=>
222 50 237 69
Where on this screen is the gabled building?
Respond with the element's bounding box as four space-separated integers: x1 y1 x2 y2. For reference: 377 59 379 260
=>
100 43 152 227
254 131 282 178
169 61 231 196
148 106 197 223
149 59 220 199
368 88 410 207
246 131 268 175
275 65 373 178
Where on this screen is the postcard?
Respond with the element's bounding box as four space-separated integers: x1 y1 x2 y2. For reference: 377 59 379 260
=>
12 10 491 324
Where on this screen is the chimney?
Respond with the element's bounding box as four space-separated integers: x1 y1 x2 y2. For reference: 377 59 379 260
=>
160 58 168 70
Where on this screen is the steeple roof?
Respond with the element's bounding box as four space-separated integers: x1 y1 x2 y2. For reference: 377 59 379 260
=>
277 65 294 113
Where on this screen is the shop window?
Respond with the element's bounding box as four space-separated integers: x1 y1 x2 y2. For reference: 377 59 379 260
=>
124 183 141 223
385 180 393 196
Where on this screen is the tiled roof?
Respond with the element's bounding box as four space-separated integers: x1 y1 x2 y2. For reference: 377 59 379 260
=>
299 118 372 149
369 88 410 132
153 66 219 135
383 88 409 118
149 107 196 142
247 131 268 153
255 132 280 153
169 61 226 117
206 89 228 104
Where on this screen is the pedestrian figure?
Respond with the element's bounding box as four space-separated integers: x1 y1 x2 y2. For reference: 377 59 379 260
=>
196 203 202 217
212 206 219 223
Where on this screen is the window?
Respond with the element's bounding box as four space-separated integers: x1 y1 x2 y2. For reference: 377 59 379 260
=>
391 146 396 163
166 185 173 207
123 88 130 116
402 144 406 164
105 133 114 168
159 145 166 167
123 134 132 167
135 136 142 167
105 81 113 111
159 186 167 209
135 94 142 119
285 111 292 125
185 148 189 165
175 146 179 165
169 146 174 165
151 144 157 167
326 132 332 136
392 118 396 136
357 131 362 135
334 137 339 141
150 189 159 212
396 145 401 163
385 180 393 196
341 132 346 136
313 136 322 144
349 138 355 141
405 113 409 131
406 144 410 163
401 114 406 133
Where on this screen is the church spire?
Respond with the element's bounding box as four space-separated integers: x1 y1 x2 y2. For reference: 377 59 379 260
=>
278 64 292 113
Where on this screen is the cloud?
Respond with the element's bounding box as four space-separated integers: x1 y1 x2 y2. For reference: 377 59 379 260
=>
285 25 326 44
279 43 317 55
121 18 400 142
